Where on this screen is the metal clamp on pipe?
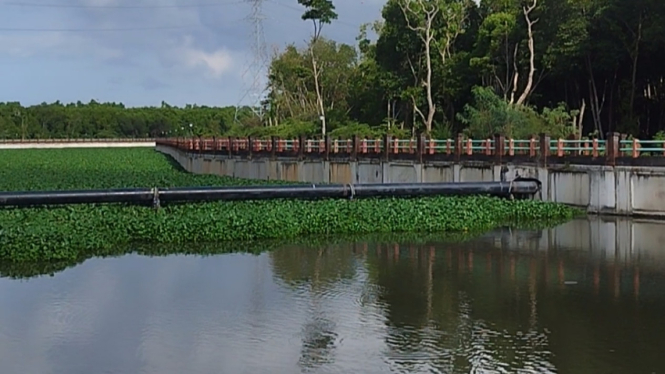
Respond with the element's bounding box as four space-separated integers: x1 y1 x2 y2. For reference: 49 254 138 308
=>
347 184 356 200
151 187 160 209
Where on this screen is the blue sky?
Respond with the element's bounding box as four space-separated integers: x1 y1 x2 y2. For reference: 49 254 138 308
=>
0 0 384 107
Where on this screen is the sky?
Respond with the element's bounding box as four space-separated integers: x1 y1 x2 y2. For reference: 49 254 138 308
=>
0 0 385 107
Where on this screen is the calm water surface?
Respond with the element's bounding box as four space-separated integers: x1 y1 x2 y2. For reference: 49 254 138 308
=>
1 216 665 374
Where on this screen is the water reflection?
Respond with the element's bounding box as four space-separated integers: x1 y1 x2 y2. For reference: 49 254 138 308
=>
0 216 664 373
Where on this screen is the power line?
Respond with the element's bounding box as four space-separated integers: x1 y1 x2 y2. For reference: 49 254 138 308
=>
0 0 242 8
0 25 196 32
0 0 361 33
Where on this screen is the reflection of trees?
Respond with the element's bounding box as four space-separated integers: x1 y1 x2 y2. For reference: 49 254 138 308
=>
270 244 357 287
365 237 665 373
269 243 359 372
366 242 559 373
266 235 665 373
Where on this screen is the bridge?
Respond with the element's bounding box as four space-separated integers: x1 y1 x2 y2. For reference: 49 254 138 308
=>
155 133 665 217
0 138 156 149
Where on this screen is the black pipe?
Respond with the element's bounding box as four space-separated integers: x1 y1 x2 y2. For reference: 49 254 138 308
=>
350 181 539 198
158 184 350 202
0 188 153 207
0 180 541 208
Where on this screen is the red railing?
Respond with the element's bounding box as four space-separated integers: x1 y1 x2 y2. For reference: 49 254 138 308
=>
156 133 665 166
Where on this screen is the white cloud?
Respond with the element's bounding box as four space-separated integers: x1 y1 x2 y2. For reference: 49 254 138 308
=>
0 0 385 106
176 36 236 78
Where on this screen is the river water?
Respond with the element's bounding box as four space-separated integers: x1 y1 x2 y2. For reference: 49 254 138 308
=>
1 216 665 374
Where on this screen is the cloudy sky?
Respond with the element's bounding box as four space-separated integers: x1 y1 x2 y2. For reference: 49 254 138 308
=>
0 0 383 107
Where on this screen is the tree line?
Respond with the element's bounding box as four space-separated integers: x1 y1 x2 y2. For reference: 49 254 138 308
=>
266 0 665 140
1 0 664 140
0 101 253 139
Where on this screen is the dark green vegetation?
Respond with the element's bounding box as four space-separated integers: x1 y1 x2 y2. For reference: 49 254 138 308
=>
0 148 578 263
0 147 284 191
1 0 664 140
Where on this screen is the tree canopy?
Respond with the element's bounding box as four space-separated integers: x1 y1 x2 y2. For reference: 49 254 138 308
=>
1 0 664 140
264 0 665 139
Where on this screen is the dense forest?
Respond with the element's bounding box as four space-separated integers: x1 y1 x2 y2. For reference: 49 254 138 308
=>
1 0 664 140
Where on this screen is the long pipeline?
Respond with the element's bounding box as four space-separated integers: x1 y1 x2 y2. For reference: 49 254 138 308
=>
0 179 541 208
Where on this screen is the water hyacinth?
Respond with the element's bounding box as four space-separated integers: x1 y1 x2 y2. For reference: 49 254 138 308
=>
0 148 580 263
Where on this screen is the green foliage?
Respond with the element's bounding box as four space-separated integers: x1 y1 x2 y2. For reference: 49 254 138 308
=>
298 0 338 33
0 148 281 190
226 119 320 138
0 195 577 263
0 101 250 139
0 148 578 263
457 86 577 138
266 38 357 127
329 122 381 138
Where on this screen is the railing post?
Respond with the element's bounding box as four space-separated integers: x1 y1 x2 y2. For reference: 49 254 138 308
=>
455 133 463 162
298 134 306 160
417 134 425 163
538 133 550 166
270 136 277 160
606 132 619 165
227 136 233 156
620 133 627 157
351 134 359 161
632 138 639 158
248 136 254 159
383 134 391 162
324 135 331 161
494 134 504 164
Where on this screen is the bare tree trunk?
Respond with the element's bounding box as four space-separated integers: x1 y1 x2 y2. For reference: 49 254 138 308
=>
310 50 326 135
587 55 607 138
509 44 519 105
399 0 439 133
387 100 392 129
424 38 435 133
578 99 586 139
515 0 538 106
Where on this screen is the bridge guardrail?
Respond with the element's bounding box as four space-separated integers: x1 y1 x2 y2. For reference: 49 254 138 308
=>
156 133 665 167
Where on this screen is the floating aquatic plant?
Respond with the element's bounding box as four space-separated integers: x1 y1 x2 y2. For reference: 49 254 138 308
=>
0 148 579 263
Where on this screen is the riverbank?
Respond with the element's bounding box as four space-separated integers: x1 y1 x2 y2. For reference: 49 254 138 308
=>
0 148 580 262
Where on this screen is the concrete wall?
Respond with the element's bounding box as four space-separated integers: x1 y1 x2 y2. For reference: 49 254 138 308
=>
157 145 665 217
1 142 155 149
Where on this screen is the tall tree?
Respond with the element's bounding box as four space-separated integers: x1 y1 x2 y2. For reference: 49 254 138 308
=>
297 0 338 135
396 0 469 133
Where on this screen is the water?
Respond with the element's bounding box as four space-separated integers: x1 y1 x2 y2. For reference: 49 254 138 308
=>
1 216 665 374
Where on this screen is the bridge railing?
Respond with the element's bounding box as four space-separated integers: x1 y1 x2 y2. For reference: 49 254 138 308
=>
0 138 156 143
156 133 665 166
